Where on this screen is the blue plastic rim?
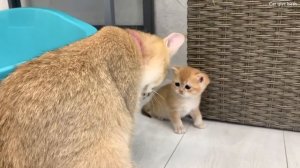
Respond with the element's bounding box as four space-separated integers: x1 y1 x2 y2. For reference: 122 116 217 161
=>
0 7 97 80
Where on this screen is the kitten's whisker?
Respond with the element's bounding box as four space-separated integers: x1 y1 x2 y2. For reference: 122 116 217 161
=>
152 93 159 104
152 93 164 112
152 91 165 101
151 98 155 112
152 96 160 113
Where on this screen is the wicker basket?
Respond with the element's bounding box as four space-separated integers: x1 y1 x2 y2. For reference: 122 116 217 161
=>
187 0 300 131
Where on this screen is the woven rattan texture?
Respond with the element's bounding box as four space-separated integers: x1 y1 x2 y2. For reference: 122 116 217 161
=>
187 0 300 131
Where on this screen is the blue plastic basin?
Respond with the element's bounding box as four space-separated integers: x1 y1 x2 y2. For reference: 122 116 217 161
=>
0 8 97 80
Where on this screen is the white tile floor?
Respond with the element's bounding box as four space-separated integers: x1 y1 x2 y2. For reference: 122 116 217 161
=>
132 112 300 168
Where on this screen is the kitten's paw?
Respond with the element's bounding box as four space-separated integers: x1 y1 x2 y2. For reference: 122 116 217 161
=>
194 122 206 129
174 125 186 134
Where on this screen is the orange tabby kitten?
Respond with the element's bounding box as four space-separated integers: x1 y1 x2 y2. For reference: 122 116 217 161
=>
142 66 210 134
0 26 184 168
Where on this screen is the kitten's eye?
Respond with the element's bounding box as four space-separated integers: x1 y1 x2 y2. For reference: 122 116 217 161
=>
185 85 191 90
199 77 204 83
175 82 180 87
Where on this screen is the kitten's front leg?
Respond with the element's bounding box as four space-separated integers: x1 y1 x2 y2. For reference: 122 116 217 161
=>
190 108 205 129
170 112 185 134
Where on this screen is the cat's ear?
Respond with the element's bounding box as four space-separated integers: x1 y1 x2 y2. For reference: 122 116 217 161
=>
164 33 185 57
171 66 180 74
196 73 210 85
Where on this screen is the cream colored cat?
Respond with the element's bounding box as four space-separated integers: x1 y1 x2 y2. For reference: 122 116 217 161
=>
0 26 184 168
142 66 210 134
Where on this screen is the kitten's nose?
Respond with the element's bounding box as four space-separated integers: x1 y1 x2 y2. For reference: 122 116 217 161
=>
179 90 183 94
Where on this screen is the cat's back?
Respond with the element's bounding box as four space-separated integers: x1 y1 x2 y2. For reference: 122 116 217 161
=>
0 26 138 168
0 29 109 122
0 26 135 107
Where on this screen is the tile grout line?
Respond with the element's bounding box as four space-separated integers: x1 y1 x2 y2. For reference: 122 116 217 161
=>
283 131 289 168
163 125 191 168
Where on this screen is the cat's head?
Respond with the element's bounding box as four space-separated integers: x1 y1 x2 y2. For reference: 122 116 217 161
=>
127 29 185 98
171 66 210 98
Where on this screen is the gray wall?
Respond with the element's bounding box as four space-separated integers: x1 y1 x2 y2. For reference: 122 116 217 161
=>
115 0 143 25
21 0 143 25
155 0 187 67
21 0 187 80
20 0 187 76
154 0 187 80
21 0 187 67
22 0 106 25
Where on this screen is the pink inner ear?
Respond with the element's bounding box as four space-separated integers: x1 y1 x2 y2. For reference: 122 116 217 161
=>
199 77 204 83
164 33 185 56
167 38 175 47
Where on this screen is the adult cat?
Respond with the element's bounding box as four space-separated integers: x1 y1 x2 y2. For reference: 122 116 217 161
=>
0 26 184 168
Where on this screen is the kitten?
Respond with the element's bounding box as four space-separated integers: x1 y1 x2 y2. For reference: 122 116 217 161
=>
0 26 185 168
142 66 210 134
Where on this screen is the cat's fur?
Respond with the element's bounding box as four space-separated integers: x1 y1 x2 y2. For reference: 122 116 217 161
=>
142 66 210 134
0 26 184 168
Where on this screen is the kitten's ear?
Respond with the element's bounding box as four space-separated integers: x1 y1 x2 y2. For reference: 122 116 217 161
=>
196 73 210 85
164 33 185 57
171 66 180 74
